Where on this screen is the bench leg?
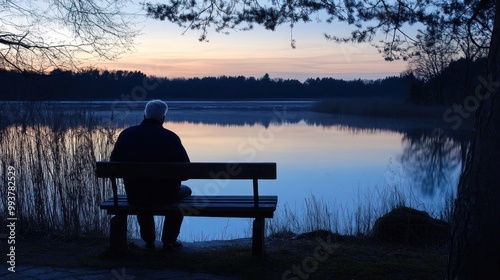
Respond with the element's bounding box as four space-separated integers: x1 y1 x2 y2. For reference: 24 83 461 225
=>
252 217 265 257
110 214 128 255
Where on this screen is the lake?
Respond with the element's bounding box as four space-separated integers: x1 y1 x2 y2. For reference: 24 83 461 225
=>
0 100 471 241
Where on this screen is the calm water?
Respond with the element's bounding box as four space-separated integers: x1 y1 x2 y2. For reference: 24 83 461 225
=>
98 101 468 240
1 101 470 240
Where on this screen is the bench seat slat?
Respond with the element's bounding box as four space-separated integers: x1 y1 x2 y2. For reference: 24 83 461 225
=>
100 201 278 209
99 196 278 208
101 207 277 218
110 195 277 203
100 195 278 218
103 210 275 218
100 203 278 209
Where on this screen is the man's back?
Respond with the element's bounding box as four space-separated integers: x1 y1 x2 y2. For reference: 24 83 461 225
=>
110 118 190 205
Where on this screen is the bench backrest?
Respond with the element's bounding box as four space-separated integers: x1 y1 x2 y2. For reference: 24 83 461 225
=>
95 162 277 180
96 161 277 208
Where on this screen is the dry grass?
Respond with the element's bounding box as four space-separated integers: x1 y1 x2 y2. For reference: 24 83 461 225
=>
0 102 117 237
267 179 454 239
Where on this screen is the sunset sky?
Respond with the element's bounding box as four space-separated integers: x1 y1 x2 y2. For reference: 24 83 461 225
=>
93 11 410 82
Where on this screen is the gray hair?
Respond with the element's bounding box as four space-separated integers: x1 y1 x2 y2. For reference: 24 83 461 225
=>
144 100 168 121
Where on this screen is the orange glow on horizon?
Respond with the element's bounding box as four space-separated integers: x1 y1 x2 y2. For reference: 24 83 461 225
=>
88 19 409 82
93 52 407 81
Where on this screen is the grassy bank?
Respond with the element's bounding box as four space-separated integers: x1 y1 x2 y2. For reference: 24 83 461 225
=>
312 98 449 119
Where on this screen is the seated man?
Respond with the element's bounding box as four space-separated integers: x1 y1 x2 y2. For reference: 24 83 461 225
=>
110 99 191 251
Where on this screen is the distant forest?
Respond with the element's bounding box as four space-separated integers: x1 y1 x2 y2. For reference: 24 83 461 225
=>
0 56 487 103
0 69 412 101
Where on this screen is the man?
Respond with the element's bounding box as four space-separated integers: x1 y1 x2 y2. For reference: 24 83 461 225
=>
110 99 191 251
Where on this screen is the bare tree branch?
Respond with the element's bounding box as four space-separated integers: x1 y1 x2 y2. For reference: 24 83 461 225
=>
0 0 140 73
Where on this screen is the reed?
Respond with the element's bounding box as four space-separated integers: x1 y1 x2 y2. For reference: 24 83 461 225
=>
0 102 118 237
267 166 455 238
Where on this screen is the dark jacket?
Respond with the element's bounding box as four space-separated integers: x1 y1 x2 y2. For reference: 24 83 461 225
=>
110 118 190 206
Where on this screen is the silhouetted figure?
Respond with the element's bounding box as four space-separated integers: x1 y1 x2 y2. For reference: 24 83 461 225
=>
110 99 191 251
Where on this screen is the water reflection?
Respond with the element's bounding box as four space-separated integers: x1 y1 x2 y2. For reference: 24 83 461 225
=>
398 129 465 197
2 101 472 136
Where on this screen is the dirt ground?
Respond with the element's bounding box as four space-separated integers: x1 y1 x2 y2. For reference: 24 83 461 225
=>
2 231 449 280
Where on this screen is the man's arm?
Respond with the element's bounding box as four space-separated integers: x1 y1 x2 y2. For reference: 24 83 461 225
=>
110 133 124 161
179 144 190 163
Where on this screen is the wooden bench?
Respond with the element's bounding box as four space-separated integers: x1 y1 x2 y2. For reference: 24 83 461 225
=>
96 161 277 257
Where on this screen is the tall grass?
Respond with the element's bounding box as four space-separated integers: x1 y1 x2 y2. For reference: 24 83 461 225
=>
0 102 118 237
267 165 455 238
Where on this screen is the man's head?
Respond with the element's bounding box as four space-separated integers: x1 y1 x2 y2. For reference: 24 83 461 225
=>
144 99 168 123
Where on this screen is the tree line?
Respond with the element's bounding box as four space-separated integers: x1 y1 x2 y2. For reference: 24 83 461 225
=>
1 56 487 105
408 57 488 105
0 69 413 101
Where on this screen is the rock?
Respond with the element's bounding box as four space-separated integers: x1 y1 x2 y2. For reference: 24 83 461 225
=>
269 229 296 239
372 206 449 246
293 230 335 240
